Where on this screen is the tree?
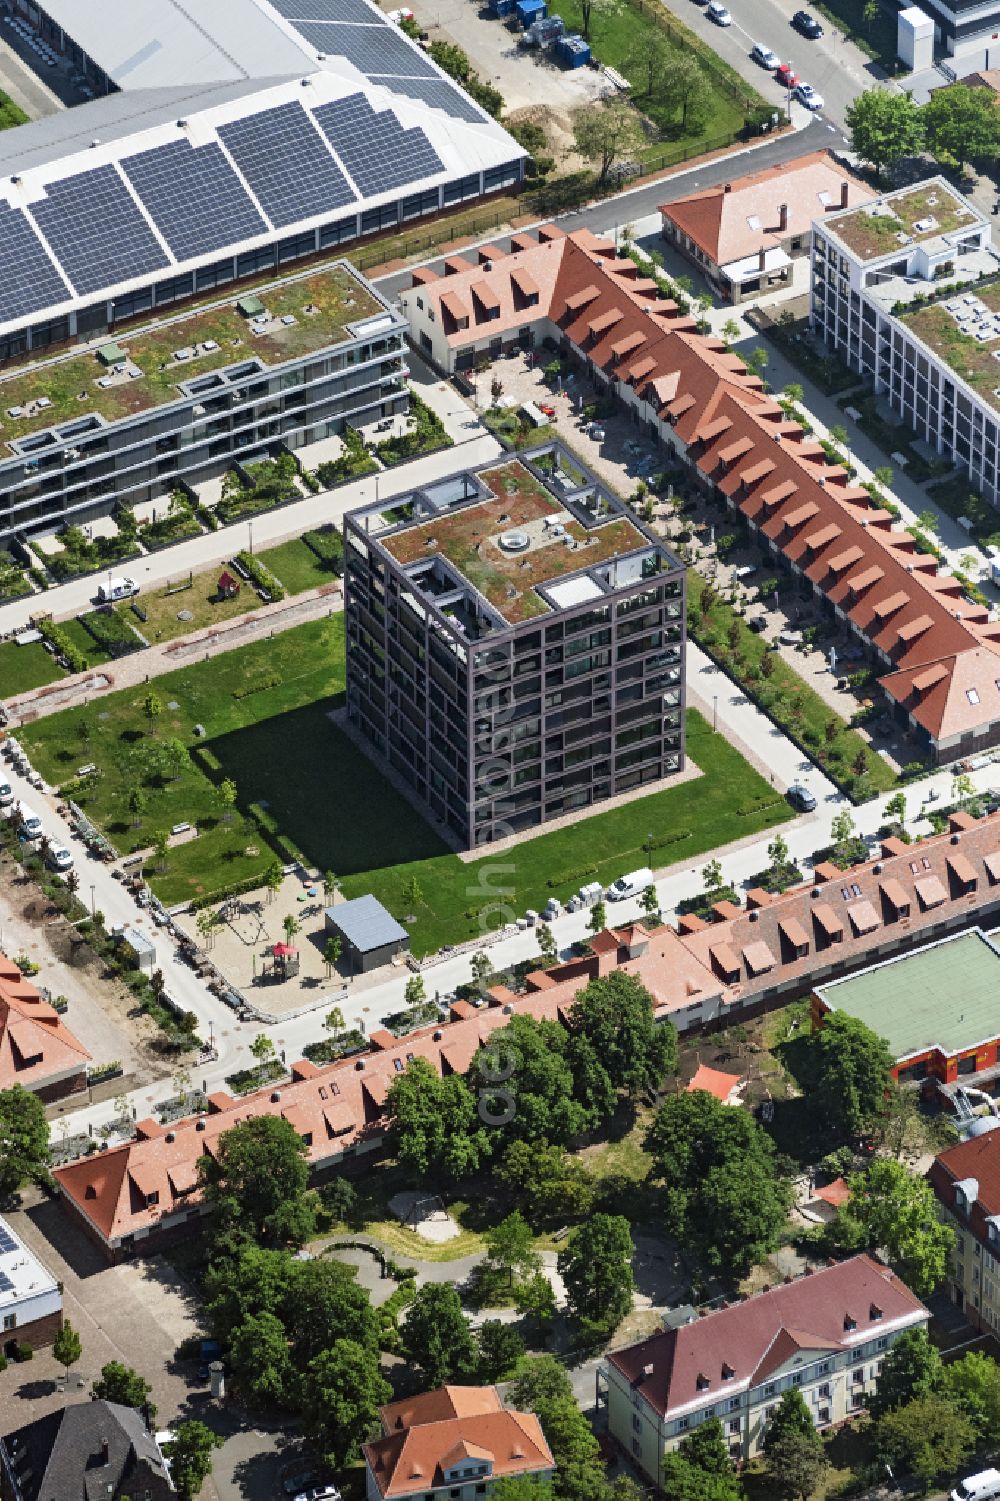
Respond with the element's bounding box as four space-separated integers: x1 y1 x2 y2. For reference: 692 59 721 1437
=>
402 1284 477 1386
264 861 283 904
217 778 238 823
490 373 504 408
570 972 676 1095
578 0 617 42
702 858 723 891
468 1015 595 1146
163 1421 224 1501
492 1482 557 1501
766 1429 828 1501
142 692 163 736
507 1356 601 1470
558 1214 634 1340
385 1056 487 1180
680 1419 732 1475
92 1360 156 1420
404 973 427 1012
874 465 894 488
869 1328 943 1419
323 940 342 979
477 1319 525 1382
884 791 907 828
323 1002 344 1039
876 1392 975 1483
916 508 941 536
623 30 671 96
763 1390 815 1454
810 1011 894 1142
229 1311 295 1408
783 382 804 406
513 1271 557 1330
249 1033 276 1067
0 1085 50 1195
830 808 857 865
923 83 1000 171
645 1090 790 1275
281 913 301 944
482 1211 541 1291
721 318 741 346
588 900 607 936
660 1453 742 1501
943 1350 1000 1441
199 1114 314 1247
401 873 422 910
572 97 644 183
304 1338 391 1468
766 832 795 888
536 921 557 965
833 1159 954 1297
285 1257 379 1367
953 771 975 803
127 787 147 828
498 1139 595 1227
846 88 924 183
661 53 710 130
153 830 169 872
760 650 775 679
53 1319 82 1375
323 870 340 903
640 883 659 921
195 908 218 951
470 950 494 993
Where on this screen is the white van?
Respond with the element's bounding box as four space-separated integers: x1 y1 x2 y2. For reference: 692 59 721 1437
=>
0 780 12 808
15 802 42 840
606 867 654 902
96 575 138 603
952 1471 1000 1501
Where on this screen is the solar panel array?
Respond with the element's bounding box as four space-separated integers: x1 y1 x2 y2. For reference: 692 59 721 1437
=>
31 163 169 297
315 95 444 197
272 0 380 21
0 1227 16 1255
0 203 73 319
370 74 485 124
122 139 268 262
219 102 356 227
297 19 437 73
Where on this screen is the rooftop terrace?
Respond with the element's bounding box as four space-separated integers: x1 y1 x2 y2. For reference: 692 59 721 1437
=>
0 260 385 455
900 278 1000 418
380 458 650 625
816 928 1000 1060
829 181 980 262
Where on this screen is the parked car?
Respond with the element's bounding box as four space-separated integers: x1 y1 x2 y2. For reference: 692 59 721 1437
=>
537 403 556 418
706 1 732 22
774 61 799 87
588 423 605 441
606 867 654 902
283 1473 319 1497
778 627 803 645
293 1488 341 1501
750 41 779 67
792 8 823 33
793 81 824 109
96 575 139 604
733 564 757 580
47 844 73 872
787 783 817 812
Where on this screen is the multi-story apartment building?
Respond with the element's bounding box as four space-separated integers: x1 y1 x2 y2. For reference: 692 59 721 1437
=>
0 1215 62 1354
810 178 1000 504
0 258 407 543
929 1128 1000 1333
343 443 685 848
603 1256 928 1487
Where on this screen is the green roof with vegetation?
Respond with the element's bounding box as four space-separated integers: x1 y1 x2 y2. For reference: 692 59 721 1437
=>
829 182 977 261
816 929 1000 1059
381 460 649 624
900 280 1000 419
0 262 383 450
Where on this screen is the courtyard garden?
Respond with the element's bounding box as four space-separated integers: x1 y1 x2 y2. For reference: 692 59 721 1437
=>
19 615 793 948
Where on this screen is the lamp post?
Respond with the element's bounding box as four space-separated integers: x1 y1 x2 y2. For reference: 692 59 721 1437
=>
713 694 718 732
89 884 96 921
248 519 254 556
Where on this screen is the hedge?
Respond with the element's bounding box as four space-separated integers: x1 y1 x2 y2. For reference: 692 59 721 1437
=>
235 550 286 602
37 617 88 673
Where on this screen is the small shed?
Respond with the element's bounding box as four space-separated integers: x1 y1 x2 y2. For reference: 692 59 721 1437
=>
557 31 590 65
237 294 265 319
324 894 409 974
218 569 241 600
97 341 126 367
120 925 156 974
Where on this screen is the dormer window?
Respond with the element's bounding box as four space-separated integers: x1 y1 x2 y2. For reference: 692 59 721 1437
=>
145 1191 159 1209
721 1363 735 1381
870 1303 882 1322
696 1373 710 1390
844 1313 856 1331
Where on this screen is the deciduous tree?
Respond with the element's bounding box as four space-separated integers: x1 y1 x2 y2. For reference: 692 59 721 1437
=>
402 1283 477 1386
809 1011 894 1142
229 1312 294 1409
876 1392 975 1483
869 1328 943 1419
303 1337 391 1468
923 83 1000 171
53 1319 81 1375
833 1159 954 1297
92 1361 156 1421
385 1056 487 1181
570 972 677 1094
0 1085 50 1196
199 1114 314 1247
477 1320 525 1383
163 1421 224 1501
507 1356 601 1470
572 97 645 183
846 88 924 183
557 1213 634 1339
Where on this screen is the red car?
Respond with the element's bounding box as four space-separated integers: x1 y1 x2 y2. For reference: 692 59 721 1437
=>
775 61 799 87
538 403 557 418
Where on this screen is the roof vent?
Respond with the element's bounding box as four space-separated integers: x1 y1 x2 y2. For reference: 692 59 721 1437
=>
811 887 821 898
196 1119 206 1131
90 138 100 148
177 118 188 128
748 908 759 922
433 1029 443 1040
270 1091 281 1102
873 862 883 874
10 174 20 186
502 1002 514 1014
355 1059 365 1070
643 1362 654 1377
951 832 961 844
165 1131 175 1144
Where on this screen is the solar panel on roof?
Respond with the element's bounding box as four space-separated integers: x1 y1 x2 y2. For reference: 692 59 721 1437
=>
0 1273 13 1294
315 95 443 197
218 102 355 229
0 1228 16 1254
369 74 486 124
122 139 269 260
31 164 169 298
271 0 379 20
295 19 437 74
0 203 72 324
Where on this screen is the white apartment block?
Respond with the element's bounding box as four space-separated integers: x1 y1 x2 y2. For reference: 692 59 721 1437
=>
602 1255 928 1488
810 177 1000 506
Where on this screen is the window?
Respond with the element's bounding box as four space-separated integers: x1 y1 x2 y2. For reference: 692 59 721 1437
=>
633 1415 642 1433
728 1419 740 1435
728 1398 740 1412
2 1315 15 1332
677 1417 690 1432
818 1407 831 1425
631 1438 642 1458
968 688 981 705
764 1383 776 1397
818 1383 831 1399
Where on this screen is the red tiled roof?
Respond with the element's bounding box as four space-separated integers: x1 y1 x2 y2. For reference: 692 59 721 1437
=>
0 952 90 1092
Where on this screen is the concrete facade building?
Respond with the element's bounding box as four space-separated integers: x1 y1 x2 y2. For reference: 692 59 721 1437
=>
659 152 874 304
603 1256 927 1486
811 178 1000 506
0 1217 62 1355
343 444 685 847
0 258 406 543
363 1386 555 1501
929 1130 1000 1333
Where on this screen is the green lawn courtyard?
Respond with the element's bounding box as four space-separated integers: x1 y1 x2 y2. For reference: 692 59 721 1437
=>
0 639 63 697
20 617 794 950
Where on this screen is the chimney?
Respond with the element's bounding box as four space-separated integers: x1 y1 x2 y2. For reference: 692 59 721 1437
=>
723 182 732 194
100 1437 110 1464
840 180 849 209
758 246 766 271
778 203 788 232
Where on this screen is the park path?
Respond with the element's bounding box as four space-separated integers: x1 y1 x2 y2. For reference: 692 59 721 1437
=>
6 580 341 725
